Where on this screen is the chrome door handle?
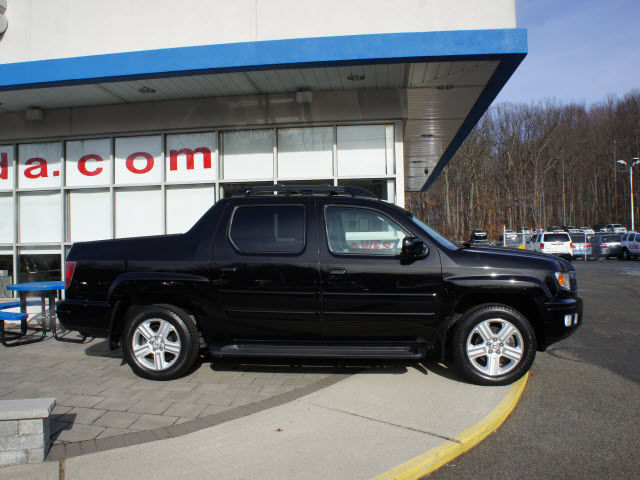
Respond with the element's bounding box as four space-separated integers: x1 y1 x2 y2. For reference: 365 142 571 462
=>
220 267 237 277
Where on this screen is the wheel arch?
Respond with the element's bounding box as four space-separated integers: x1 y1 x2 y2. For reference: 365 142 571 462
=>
440 292 543 362
107 272 209 348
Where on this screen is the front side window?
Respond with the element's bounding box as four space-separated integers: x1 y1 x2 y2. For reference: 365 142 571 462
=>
325 206 408 255
229 205 305 253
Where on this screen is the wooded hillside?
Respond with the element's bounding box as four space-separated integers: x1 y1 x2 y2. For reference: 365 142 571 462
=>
407 90 640 240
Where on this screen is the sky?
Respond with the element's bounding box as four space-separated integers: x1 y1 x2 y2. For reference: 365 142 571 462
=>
494 0 640 106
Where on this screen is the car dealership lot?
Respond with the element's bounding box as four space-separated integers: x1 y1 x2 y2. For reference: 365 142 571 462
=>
426 260 640 480
0 258 635 478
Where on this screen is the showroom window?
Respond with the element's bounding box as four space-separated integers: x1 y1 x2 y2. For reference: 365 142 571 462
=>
229 205 305 254
19 192 62 243
0 250 13 298
337 125 394 177
18 247 61 283
115 187 163 238
222 130 274 180
67 189 111 242
0 194 13 243
166 132 217 183
166 185 215 234
278 127 333 179
1 122 400 282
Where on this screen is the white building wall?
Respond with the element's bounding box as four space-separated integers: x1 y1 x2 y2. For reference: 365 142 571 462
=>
0 0 516 63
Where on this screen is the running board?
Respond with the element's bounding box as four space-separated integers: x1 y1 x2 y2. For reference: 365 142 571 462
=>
208 343 429 359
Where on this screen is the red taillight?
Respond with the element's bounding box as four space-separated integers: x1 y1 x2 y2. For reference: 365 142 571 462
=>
602 245 608 249
540 243 544 249
65 261 76 289
586 244 592 248
570 244 575 248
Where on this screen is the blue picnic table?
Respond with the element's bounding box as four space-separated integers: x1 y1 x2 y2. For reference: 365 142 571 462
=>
0 281 85 346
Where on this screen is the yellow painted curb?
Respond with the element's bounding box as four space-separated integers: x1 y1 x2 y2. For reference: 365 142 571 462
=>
371 372 529 480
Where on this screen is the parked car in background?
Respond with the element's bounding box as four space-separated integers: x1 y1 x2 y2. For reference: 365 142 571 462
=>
620 231 640 260
526 231 572 260
591 233 622 259
517 227 533 234
499 234 525 249
563 226 580 234
593 224 610 233
580 227 595 234
547 226 563 232
469 229 489 244
569 234 592 259
606 224 627 234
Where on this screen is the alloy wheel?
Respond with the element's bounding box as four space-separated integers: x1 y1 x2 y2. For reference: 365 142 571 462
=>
131 318 182 371
465 318 524 377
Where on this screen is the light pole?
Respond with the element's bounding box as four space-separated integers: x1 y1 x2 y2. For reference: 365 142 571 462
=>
617 158 640 230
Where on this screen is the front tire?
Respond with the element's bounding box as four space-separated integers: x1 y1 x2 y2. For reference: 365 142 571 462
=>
622 248 630 261
122 304 200 380
451 304 537 386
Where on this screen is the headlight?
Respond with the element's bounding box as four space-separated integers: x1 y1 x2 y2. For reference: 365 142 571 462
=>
555 271 572 291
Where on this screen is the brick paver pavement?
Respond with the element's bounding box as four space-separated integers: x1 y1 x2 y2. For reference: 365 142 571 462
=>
0 324 345 455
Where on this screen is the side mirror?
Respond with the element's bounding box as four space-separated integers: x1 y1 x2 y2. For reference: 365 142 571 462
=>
401 237 428 258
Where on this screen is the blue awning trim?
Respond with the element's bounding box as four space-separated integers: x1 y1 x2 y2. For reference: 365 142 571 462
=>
0 29 527 91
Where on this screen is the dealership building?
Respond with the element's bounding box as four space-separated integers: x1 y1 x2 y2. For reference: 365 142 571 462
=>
0 0 526 292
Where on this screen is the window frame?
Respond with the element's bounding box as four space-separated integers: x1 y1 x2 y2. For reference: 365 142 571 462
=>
227 203 307 255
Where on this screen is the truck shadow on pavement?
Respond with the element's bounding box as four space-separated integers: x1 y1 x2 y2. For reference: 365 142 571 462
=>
82 339 474 383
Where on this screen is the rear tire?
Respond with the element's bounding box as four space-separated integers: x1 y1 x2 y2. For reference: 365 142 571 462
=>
122 304 199 380
450 304 537 386
622 248 630 261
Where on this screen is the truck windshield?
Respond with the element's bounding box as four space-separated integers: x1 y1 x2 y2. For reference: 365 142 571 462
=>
388 204 458 249
411 217 458 249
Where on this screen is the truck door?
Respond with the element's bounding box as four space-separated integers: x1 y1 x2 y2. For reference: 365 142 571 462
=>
319 202 443 341
212 198 321 341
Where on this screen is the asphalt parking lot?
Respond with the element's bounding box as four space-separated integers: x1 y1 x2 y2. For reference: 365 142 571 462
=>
426 259 640 479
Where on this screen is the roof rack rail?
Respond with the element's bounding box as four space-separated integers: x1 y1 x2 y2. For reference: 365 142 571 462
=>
231 184 379 199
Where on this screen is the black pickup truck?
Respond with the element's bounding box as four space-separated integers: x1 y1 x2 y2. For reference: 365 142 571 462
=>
57 185 582 385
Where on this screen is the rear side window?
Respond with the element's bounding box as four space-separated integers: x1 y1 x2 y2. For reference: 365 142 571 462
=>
628 233 635 242
229 205 305 253
543 233 570 242
601 235 621 243
570 234 586 243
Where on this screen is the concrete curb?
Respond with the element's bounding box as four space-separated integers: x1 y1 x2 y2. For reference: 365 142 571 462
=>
371 372 529 480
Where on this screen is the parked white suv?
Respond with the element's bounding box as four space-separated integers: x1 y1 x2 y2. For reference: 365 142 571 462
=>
620 231 640 260
526 231 573 260
606 224 627 234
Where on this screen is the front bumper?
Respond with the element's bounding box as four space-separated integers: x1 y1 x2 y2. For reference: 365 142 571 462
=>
538 296 583 350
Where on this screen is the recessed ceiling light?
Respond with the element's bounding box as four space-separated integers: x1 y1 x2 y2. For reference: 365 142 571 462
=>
421 134 435 138
434 84 454 90
138 86 157 94
346 74 365 82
